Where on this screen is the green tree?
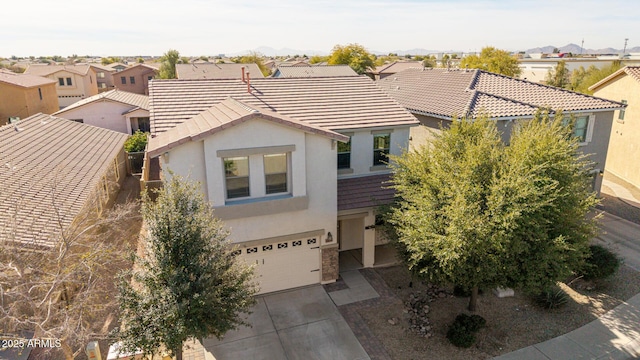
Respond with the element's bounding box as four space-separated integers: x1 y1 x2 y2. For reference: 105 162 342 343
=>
309 55 329 64
328 43 375 75
545 60 570 88
388 112 597 311
158 49 180 79
116 175 257 360
137 57 145 63
124 130 148 152
460 46 522 77
237 52 271 77
422 55 436 68
101 56 122 65
570 61 622 95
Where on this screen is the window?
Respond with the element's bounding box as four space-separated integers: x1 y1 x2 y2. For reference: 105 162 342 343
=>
148 75 153 81
121 76 126 84
66 77 72 86
58 78 64 86
90 76 92 84
373 133 391 166
337 137 351 169
264 153 288 194
130 76 135 84
562 115 591 143
38 88 42 100
224 157 250 199
619 100 627 121
137 117 150 133
97 72 105 78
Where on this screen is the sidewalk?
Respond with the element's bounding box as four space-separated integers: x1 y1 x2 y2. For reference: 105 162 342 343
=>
602 172 640 209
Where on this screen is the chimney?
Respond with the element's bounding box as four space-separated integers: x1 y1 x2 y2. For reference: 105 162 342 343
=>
241 66 246 82
247 72 251 94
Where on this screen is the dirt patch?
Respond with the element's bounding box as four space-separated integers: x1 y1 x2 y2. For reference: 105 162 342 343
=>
359 264 640 359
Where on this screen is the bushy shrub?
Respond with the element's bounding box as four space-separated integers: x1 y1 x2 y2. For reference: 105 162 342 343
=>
446 314 486 348
534 285 568 309
124 130 148 153
582 245 620 280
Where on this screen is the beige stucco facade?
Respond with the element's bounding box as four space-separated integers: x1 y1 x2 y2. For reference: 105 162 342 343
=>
113 65 157 95
0 82 59 123
50 69 99 108
593 75 640 190
55 100 149 134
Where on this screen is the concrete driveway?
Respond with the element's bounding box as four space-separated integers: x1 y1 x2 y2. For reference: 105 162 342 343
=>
595 211 640 272
201 285 370 360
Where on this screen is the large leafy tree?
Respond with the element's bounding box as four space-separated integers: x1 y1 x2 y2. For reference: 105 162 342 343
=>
116 175 257 360
328 43 375 75
388 112 597 311
568 61 621 94
460 46 521 77
158 49 180 79
235 51 271 77
545 60 570 88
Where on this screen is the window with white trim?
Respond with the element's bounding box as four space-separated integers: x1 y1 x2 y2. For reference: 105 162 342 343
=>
224 157 250 199
264 153 288 194
337 137 351 169
562 114 594 144
373 133 391 165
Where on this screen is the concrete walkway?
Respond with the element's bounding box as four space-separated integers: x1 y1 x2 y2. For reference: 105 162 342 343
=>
602 172 640 209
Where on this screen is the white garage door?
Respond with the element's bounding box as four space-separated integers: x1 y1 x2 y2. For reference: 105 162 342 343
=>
239 237 321 294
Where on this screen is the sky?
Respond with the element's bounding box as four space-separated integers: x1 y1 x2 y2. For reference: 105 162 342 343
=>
2 0 638 57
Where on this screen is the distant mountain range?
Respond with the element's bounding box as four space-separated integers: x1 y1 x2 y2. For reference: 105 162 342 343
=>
230 43 640 57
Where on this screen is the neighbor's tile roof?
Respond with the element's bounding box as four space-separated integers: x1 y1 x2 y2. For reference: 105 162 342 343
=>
116 63 158 75
147 98 349 158
0 114 128 248
273 65 358 78
149 77 418 135
24 64 92 77
54 89 149 115
338 173 394 211
589 66 640 92
372 61 423 75
0 69 56 88
176 63 264 80
378 68 624 119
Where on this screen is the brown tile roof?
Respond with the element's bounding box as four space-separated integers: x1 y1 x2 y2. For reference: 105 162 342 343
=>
378 68 624 120
147 98 349 158
24 64 92 77
273 65 358 78
372 61 423 75
338 174 394 211
54 89 149 115
149 77 418 135
0 69 56 88
116 63 159 75
176 63 265 80
589 66 640 92
0 114 128 248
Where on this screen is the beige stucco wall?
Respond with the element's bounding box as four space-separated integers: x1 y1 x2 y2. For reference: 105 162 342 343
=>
158 118 337 248
594 75 640 189
49 69 99 108
55 100 137 133
114 66 156 95
0 82 59 122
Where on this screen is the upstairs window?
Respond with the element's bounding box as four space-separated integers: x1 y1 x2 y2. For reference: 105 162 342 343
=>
58 78 64 86
121 76 126 84
562 115 592 143
66 77 72 86
224 157 250 199
337 137 351 169
264 153 288 194
130 76 135 84
38 88 42 100
619 100 627 121
373 133 391 166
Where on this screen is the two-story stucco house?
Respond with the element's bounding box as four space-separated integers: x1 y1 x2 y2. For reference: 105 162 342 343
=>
589 66 640 191
113 64 158 95
53 89 149 134
0 69 59 123
24 64 99 108
378 67 625 194
142 76 418 293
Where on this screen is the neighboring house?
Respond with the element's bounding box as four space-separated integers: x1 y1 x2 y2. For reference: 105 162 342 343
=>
176 63 265 79
589 66 640 190
24 64 99 108
271 64 358 78
53 89 149 134
0 69 59 123
113 64 158 95
367 61 423 80
518 58 640 83
107 62 128 72
88 64 116 91
143 76 418 293
378 67 625 194
0 113 128 248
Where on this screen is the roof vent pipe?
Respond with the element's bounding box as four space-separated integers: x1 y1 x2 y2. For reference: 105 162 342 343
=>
247 72 251 93
241 67 246 82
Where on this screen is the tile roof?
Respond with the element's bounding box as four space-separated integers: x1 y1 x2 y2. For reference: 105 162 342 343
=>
116 63 159 75
372 61 423 75
338 174 394 211
149 77 418 135
0 114 128 248
176 63 265 80
24 64 92 77
147 98 349 158
378 68 624 120
589 66 640 92
54 89 149 115
0 69 56 88
273 65 358 78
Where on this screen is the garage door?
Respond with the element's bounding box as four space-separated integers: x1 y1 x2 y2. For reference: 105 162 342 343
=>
239 237 320 294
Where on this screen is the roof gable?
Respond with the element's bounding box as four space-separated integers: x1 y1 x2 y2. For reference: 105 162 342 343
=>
149 77 418 135
176 63 264 80
54 89 149 115
0 69 56 88
589 66 640 92
147 98 349 158
116 63 158 76
24 64 91 77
